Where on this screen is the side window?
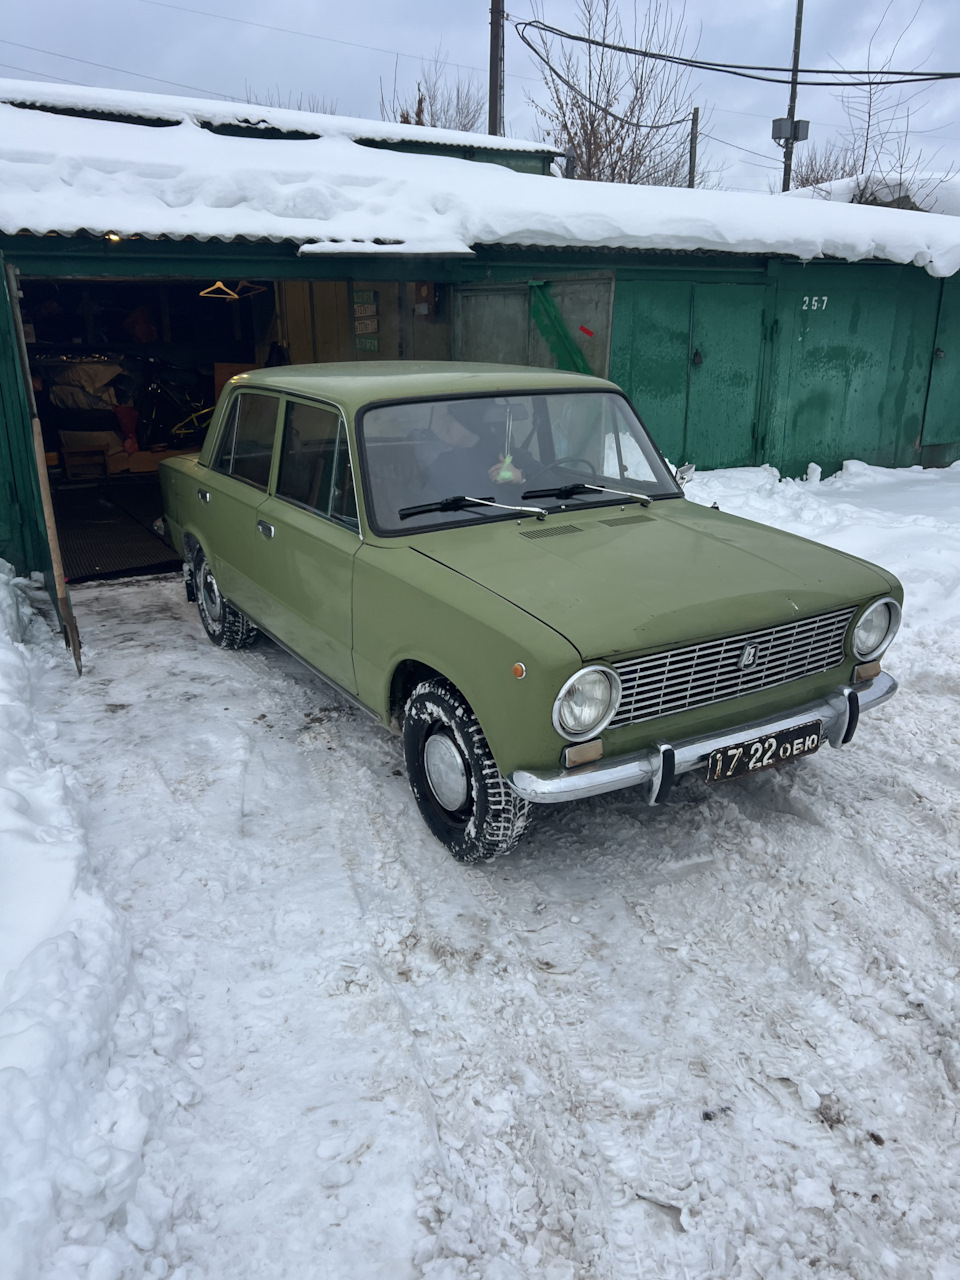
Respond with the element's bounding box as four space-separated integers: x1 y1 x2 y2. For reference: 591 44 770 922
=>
212 393 278 490
276 401 340 512
276 400 358 530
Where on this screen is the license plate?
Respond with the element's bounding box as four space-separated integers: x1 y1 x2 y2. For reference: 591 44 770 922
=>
705 720 822 782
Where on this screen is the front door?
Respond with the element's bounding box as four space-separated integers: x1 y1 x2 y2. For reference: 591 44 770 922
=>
252 396 361 694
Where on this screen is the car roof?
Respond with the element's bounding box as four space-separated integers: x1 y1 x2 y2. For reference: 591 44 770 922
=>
230 361 615 411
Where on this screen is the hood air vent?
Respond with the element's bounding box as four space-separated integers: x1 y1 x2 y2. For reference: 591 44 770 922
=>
519 524 583 539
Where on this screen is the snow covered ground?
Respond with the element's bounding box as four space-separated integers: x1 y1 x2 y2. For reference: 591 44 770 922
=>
2 460 959 1280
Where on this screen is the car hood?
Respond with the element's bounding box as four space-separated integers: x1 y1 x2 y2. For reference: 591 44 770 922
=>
411 500 897 660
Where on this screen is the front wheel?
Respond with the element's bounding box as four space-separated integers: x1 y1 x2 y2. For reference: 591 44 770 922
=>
402 679 531 863
194 547 258 649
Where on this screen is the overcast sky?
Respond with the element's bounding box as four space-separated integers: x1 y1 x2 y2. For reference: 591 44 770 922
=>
3 0 959 190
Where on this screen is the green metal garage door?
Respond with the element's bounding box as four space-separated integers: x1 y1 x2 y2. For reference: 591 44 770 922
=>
453 277 614 377
921 274 960 456
0 256 49 576
765 262 940 477
610 279 769 469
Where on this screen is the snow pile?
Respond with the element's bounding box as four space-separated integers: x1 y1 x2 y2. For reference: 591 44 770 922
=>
786 172 960 218
0 568 82 980
0 564 171 1280
3 78 960 274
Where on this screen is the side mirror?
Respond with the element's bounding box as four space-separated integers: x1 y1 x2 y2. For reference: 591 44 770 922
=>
675 462 696 488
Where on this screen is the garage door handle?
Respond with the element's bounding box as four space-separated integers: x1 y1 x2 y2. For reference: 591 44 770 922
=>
198 488 210 503
257 520 275 539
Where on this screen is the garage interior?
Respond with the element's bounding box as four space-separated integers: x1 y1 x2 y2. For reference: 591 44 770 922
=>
20 272 452 582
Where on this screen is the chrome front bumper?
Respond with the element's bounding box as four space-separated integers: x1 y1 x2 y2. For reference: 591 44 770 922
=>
508 672 897 805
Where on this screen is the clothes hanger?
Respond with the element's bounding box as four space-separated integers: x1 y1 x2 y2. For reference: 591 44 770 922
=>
235 279 268 298
199 280 239 299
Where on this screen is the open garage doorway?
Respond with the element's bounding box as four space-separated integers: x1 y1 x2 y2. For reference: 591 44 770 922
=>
16 273 454 585
19 276 278 583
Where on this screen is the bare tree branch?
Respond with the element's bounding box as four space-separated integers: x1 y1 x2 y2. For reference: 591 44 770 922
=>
380 46 484 133
526 0 712 186
244 83 338 115
806 6 958 206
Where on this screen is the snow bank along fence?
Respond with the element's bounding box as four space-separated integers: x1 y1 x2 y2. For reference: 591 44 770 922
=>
2 80 960 589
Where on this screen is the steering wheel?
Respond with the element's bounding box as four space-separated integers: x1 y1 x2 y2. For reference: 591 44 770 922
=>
525 456 598 485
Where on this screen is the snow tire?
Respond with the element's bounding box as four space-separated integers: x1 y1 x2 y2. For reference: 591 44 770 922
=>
402 678 531 863
194 547 258 650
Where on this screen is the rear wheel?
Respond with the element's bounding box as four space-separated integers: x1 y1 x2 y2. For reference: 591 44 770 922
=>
402 678 531 863
194 547 258 649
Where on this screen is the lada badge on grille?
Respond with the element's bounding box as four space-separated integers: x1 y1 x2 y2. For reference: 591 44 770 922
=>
738 643 760 670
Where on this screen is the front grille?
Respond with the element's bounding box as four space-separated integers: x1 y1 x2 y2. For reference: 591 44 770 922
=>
609 607 855 729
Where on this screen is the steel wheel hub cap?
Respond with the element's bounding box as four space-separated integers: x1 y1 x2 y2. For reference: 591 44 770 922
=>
201 567 222 622
424 732 469 812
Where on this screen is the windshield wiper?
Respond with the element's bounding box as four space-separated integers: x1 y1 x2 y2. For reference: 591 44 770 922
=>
399 493 547 521
521 482 651 506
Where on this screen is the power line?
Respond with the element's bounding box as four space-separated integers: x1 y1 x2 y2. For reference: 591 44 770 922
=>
515 19 960 88
139 0 544 85
700 131 781 169
521 33 691 132
0 61 85 85
0 38 240 99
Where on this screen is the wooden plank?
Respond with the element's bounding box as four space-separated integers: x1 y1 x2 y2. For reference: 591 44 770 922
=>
281 280 316 364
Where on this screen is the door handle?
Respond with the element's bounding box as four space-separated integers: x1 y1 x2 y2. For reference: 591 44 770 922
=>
257 520 275 539
198 488 210 503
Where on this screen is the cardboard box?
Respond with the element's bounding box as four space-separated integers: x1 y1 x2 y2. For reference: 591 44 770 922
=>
128 448 194 473
59 429 129 479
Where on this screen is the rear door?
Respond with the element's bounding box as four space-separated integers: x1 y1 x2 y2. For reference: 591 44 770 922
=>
252 396 361 693
199 389 281 622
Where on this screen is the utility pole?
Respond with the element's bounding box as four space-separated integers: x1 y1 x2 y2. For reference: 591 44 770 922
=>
781 0 804 191
488 0 504 136
687 107 699 188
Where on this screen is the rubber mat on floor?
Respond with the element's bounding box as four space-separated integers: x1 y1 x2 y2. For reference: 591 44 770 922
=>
59 509 179 583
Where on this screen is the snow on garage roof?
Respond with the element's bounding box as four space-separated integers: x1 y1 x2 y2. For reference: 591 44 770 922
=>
785 173 960 219
2 79 960 276
0 78 557 155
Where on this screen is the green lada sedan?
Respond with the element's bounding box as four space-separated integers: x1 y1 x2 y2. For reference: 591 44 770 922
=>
158 362 901 862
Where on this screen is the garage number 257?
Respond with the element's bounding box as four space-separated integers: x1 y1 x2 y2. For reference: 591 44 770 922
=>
802 296 829 311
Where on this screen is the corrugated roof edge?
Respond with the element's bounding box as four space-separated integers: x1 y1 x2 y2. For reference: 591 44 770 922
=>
0 78 561 156
5 229 915 268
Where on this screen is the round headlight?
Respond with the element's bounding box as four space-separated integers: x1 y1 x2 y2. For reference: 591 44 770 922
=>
553 667 621 740
852 598 901 660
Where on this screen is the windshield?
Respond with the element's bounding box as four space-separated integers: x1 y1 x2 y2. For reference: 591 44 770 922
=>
358 391 679 533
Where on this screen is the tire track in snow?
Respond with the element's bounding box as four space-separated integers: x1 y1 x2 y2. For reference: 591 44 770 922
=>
47 571 960 1279
299 679 960 1277
299 714 715 1277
